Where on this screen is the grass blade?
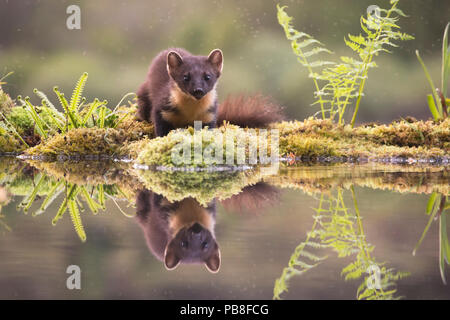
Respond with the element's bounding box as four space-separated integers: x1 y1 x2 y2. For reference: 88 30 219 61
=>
416 50 443 118
442 22 449 98
426 94 441 120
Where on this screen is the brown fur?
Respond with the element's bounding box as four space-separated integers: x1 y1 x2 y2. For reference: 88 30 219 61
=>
137 48 285 136
217 94 285 128
135 190 220 273
168 198 215 235
137 48 221 136
220 182 280 215
162 84 216 127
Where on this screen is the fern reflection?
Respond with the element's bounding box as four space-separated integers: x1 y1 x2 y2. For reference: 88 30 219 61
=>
274 186 409 300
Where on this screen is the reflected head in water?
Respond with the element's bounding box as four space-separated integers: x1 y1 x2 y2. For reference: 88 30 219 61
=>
135 182 280 273
135 189 221 273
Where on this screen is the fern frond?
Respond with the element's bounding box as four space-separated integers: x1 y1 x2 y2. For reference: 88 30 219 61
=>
278 0 413 126
68 199 86 242
70 72 88 112
19 174 46 213
53 87 80 129
277 4 333 119
52 198 68 225
33 88 57 112
80 186 100 214
23 98 49 138
34 180 64 216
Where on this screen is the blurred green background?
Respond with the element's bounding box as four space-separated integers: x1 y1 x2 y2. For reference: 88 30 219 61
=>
0 0 449 124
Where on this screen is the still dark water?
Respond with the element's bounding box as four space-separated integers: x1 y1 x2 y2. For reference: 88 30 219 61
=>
0 157 448 299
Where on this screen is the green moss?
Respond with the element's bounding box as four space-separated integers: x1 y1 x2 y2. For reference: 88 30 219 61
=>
135 125 277 167
1 104 447 163
132 118 448 167
0 133 23 153
274 117 449 161
0 87 15 113
23 106 154 158
26 127 129 157
134 166 274 206
5 107 34 133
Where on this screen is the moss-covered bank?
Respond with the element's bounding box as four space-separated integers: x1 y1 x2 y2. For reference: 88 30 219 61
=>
13 117 450 165
1 82 449 165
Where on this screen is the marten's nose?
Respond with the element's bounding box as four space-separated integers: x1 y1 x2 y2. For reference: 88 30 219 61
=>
190 222 203 234
192 88 205 100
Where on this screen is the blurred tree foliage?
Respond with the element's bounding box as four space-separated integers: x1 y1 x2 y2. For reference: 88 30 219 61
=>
0 0 449 123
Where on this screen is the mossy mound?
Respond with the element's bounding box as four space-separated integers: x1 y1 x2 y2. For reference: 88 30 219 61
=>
275 117 449 160
132 118 449 167
135 124 277 168
0 131 24 153
25 121 153 159
25 128 126 157
134 166 276 206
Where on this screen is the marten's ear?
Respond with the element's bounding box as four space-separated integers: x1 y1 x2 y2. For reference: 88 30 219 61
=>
204 242 221 273
164 241 181 271
207 49 223 74
167 51 183 72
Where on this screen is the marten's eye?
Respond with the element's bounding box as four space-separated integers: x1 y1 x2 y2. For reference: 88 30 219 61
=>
183 74 190 82
204 74 211 81
201 241 209 250
181 241 188 248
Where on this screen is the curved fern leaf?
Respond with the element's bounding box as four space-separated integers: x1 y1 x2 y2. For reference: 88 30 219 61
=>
70 72 88 112
68 199 86 242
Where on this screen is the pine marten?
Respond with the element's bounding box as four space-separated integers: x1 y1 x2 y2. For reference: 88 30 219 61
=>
136 189 220 273
137 48 284 136
135 183 280 273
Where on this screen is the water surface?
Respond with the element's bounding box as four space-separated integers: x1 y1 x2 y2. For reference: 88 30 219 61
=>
0 157 448 299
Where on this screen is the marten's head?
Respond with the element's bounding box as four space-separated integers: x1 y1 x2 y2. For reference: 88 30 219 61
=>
164 222 221 273
167 49 223 100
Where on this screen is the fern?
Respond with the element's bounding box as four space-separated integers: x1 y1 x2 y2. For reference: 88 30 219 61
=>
9 73 135 145
33 88 57 114
68 197 86 242
33 180 65 216
277 4 333 119
19 173 127 241
69 72 88 112
277 0 413 126
274 187 408 300
80 186 101 214
18 173 47 213
53 87 80 129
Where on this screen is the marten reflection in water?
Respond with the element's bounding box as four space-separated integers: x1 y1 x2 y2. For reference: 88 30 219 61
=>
135 182 280 273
